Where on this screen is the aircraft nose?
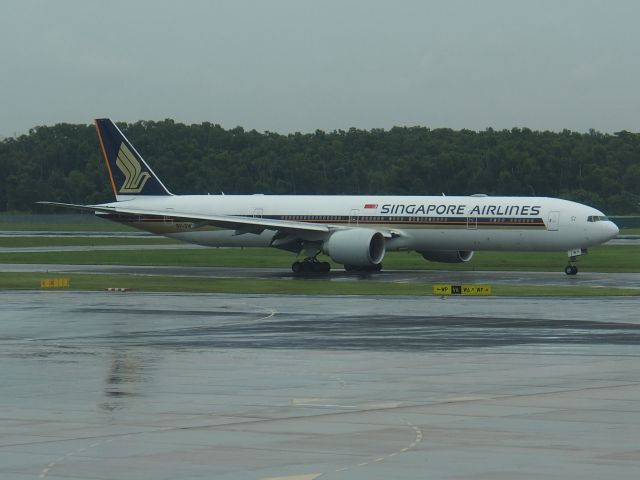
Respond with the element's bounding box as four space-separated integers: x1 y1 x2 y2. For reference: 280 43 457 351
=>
592 219 619 244
598 220 619 242
608 221 620 239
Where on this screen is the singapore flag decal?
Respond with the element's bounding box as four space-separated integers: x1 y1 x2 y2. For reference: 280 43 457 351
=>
364 203 378 209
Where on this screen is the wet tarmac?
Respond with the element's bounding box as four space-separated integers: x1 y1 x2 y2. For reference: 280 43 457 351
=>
2 262 640 289
2 291 640 479
0 239 637 254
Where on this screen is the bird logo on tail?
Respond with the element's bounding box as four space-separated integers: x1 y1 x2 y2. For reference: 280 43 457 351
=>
115 143 151 193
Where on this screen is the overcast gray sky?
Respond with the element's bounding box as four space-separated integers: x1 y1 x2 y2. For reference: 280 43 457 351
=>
1 0 639 137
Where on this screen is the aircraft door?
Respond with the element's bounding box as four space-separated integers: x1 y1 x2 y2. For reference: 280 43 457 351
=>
466 216 477 230
548 211 560 231
349 209 359 225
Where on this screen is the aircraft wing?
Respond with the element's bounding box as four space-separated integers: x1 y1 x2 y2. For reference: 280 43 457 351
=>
37 201 331 234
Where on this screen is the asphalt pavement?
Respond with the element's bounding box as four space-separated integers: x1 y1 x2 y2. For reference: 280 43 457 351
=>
1 291 640 479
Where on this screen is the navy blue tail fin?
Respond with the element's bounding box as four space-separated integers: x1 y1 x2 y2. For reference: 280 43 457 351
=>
95 118 172 198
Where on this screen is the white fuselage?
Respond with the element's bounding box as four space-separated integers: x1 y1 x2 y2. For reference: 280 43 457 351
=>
101 194 619 253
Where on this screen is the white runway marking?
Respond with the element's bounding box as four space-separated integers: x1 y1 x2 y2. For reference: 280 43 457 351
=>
330 418 423 475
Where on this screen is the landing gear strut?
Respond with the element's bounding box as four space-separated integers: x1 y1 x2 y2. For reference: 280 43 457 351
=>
564 248 587 275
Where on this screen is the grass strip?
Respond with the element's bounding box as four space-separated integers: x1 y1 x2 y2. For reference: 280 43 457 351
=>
2 272 639 297
0 237 183 247
1 245 638 272
0 222 138 232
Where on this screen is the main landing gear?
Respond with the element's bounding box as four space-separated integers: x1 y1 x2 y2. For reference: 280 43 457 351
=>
291 243 331 275
292 259 331 274
564 248 587 276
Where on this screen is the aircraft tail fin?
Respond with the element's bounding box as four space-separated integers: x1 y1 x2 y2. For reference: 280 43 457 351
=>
94 118 172 199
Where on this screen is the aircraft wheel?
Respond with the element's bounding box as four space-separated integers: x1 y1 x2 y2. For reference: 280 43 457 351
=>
293 261 330 274
571 265 578 275
564 265 578 275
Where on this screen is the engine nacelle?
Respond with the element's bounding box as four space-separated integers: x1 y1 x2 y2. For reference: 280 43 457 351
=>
419 250 474 263
323 229 385 267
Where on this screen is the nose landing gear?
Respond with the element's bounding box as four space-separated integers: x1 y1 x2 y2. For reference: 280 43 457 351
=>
564 248 587 275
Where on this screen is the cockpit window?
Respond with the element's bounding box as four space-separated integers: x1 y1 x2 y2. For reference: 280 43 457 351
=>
587 215 609 222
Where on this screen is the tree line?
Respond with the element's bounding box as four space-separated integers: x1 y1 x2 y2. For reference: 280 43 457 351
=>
1 120 639 214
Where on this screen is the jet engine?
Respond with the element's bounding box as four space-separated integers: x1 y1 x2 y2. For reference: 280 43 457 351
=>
323 229 385 267
419 250 474 263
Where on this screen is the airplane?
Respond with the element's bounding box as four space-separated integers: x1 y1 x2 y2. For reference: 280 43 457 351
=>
39 118 620 275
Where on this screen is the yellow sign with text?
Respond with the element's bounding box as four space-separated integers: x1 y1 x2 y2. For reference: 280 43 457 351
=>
40 278 70 289
433 284 491 296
